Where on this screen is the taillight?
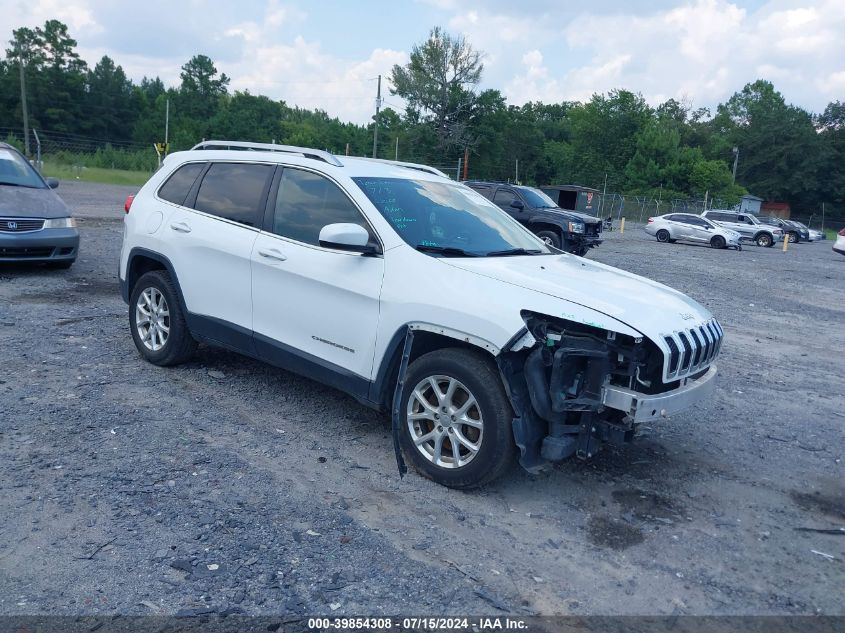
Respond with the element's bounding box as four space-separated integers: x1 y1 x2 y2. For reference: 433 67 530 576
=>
839 228 845 236
124 194 135 214
647 217 654 223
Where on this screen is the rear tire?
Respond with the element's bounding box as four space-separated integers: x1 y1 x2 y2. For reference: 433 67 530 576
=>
656 229 671 243
755 233 773 247
710 235 726 249
399 348 516 489
535 230 561 249
129 270 197 367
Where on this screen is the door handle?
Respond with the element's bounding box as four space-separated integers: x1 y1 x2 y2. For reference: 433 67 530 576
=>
170 222 192 233
258 248 287 262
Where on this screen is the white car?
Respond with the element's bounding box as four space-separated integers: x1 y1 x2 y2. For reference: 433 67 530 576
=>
834 228 845 256
119 140 722 488
645 213 742 249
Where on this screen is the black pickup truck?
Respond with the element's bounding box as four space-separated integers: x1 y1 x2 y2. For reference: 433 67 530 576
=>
464 181 603 256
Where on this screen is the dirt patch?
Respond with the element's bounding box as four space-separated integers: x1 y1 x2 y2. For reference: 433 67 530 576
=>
612 488 684 521
587 516 645 550
16 278 120 304
791 490 845 521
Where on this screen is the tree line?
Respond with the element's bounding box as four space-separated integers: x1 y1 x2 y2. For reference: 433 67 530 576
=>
1 20 843 216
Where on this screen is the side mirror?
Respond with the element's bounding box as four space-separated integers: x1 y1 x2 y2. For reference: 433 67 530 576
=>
318 223 377 254
45 177 59 189
510 199 524 210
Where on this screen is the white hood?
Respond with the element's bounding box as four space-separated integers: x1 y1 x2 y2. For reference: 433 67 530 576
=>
442 253 714 341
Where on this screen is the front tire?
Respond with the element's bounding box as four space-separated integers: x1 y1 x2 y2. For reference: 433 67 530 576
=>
656 229 671 243
788 231 798 243
755 233 773 247
710 235 726 249
399 348 516 489
535 230 561 249
129 270 197 366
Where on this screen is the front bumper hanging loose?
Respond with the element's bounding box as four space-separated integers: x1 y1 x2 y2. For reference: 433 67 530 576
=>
601 365 717 423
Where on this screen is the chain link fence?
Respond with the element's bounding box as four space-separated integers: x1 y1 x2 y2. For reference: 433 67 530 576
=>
1 126 158 174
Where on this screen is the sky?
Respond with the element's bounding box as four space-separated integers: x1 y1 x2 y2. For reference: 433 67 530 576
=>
2 0 844 124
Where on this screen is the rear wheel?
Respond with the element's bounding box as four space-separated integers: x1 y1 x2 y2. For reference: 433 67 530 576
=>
710 235 726 249
399 348 516 489
129 270 197 366
535 230 561 249
755 233 773 247
656 229 671 243
788 231 798 243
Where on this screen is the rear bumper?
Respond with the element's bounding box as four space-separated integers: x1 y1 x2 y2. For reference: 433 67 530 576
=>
0 228 79 262
601 365 717 422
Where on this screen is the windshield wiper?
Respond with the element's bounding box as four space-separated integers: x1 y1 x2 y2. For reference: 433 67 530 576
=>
0 182 37 188
415 244 479 257
485 248 543 257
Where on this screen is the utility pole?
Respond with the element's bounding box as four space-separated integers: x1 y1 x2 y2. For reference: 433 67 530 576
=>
515 158 519 184
456 157 462 181
394 136 399 160
462 147 469 181
731 146 739 183
600 172 608 216
18 47 30 157
821 202 825 232
372 75 382 158
164 98 170 157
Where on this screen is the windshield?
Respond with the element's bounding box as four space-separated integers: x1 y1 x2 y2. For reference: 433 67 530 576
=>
353 177 551 256
0 148 46 188
521 187 558 209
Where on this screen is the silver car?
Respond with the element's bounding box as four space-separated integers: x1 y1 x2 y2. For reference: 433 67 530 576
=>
645 213 742 250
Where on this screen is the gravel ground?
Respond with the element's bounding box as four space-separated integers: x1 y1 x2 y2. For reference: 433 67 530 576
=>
0 181 843 617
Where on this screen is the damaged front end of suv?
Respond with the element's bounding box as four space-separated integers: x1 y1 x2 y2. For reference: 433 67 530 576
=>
497 311 722 472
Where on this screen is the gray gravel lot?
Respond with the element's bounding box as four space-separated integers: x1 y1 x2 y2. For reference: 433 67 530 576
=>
0 181 843 616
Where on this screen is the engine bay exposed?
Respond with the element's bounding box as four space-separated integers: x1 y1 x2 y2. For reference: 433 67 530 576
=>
497 311 669 471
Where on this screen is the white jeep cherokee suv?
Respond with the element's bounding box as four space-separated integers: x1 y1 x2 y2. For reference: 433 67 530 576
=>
119 140 722 489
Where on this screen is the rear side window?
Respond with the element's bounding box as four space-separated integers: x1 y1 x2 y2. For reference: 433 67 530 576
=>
157 162 205 205
270 168 370 246
194 163 274 227
468 184 492 199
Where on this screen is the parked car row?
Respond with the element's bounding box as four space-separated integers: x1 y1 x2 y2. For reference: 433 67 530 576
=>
645 207 833 253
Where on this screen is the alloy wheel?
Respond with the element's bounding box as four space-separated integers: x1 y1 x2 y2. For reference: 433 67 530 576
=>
135 287 170 351
407 375 484 469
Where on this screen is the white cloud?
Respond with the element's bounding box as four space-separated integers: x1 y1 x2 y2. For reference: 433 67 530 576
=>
448 0 845 113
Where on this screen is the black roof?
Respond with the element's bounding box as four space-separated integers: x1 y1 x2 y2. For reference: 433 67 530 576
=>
541 184 600 193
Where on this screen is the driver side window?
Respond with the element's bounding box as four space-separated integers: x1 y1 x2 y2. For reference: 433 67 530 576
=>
271 168 371 247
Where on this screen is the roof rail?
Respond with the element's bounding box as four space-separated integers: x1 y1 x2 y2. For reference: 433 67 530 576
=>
350 157 449 178
191 140 343 167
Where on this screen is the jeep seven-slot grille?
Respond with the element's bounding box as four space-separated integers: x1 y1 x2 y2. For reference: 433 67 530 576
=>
662 319 723 381
0 218 45 233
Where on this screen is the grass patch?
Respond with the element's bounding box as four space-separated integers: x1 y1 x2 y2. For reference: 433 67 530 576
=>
823 228 841 240
42 162 153 186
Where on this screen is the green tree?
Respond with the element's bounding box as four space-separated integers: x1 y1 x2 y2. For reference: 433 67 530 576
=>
86 56 134 141
390 26 483 151
714 80 821 210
